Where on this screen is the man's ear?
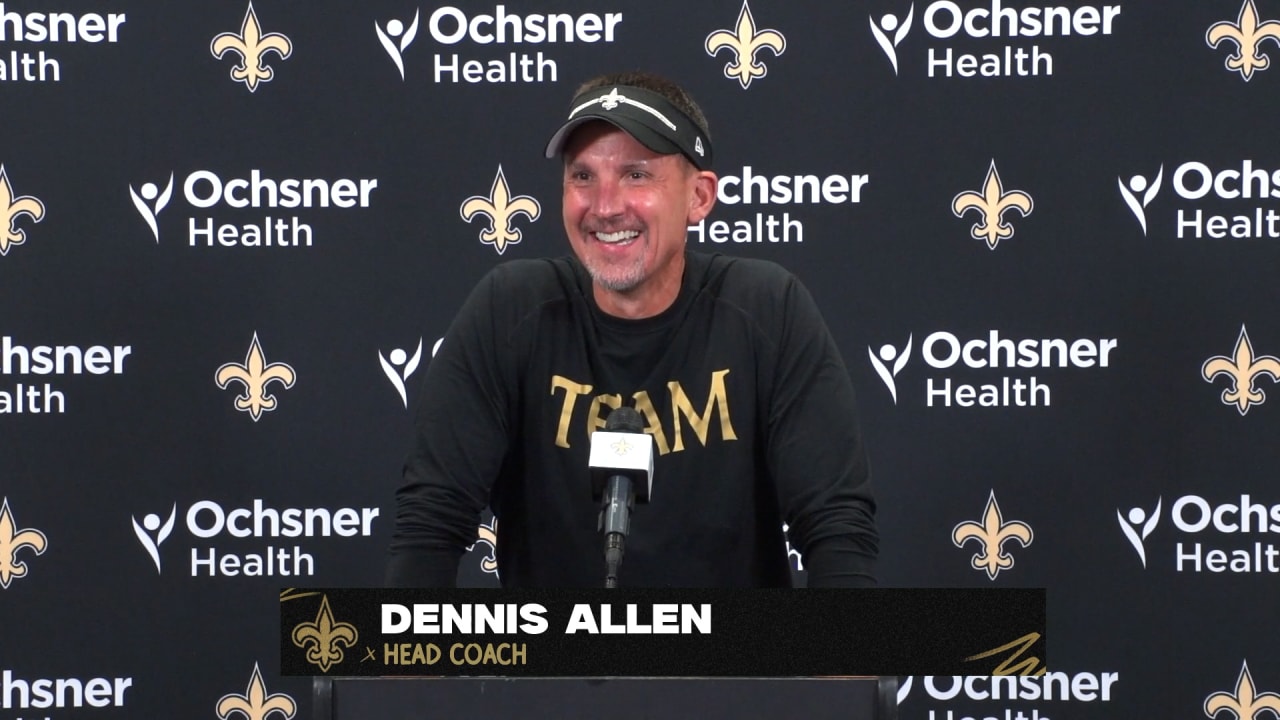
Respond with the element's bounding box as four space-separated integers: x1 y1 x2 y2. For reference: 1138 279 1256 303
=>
687 171 718 224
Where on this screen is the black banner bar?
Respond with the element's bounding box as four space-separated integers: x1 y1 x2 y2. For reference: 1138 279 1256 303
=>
279 588 1046 677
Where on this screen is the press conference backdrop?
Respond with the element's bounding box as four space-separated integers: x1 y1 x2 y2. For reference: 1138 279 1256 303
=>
1 0 1277 717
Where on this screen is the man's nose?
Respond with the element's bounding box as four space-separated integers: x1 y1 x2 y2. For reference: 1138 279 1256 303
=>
589 177 623 219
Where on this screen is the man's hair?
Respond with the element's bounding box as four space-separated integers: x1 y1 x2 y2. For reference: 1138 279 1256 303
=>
574 71 711 142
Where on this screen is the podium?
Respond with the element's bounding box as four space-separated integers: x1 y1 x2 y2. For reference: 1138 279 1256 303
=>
312 676 898 720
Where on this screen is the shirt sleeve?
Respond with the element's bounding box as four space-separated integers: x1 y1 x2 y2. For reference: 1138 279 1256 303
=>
385 268 517 587
765 273 879 588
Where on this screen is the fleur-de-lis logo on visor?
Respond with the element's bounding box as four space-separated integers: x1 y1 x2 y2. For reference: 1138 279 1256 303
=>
952 161 1034 250
292 594 358 673
1205 661 1280 720
0 498 47 589
211 3 293 92
460 166 541 255
1207 0 1280 81
1202 325 1280 415
216 664 296 720
0 165 45 257
215 333 297 421
705 1 787 89
952 491 1034 580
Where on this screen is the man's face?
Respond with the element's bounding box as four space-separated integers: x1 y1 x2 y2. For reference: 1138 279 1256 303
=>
561 121 715 317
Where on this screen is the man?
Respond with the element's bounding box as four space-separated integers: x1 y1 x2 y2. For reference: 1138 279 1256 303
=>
387 71 877 588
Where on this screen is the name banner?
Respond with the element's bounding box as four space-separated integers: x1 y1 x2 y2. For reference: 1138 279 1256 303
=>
279 588 1046 677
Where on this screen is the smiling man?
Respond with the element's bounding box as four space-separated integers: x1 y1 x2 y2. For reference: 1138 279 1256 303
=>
387 72 878 588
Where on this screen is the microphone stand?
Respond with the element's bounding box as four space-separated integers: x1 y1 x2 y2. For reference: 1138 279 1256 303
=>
600 474 633 588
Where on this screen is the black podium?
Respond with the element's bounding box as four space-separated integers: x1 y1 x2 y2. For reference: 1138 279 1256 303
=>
312 676 899 720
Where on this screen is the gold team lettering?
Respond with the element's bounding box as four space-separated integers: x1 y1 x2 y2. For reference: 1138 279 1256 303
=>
550 370 738 454
383 642 527 666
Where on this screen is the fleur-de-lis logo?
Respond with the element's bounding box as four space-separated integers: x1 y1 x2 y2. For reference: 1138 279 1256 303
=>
291 594 358 673
952 161 1034 250
1202 325 1280 415
0 498 47 589
705 1 787 89
460 166 541 255
611 438 633 456
216 664 297 720
0 165 46 257
211 3 293 92
468 516 499 575
952 491 1034 580
1205 661 1280 720
1207 0 1280 81
215 333 297 421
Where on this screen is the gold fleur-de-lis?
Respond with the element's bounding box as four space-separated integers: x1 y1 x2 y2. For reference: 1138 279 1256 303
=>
216 664 296 720
291 594 358 673
1207 0 1280 81
952 161 1034 250
952 491 1034 580
610 438 633 456
215 333 297 421
0 498 47 589
460 166 541 255
1206 661 1280 720
471 516 499 575
0 165 45 257
211 3 293 92
1202 325 1280 415
705 1 787 89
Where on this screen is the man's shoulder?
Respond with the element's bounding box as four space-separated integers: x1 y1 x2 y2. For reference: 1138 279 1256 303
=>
693 251 800 300
480 256 583 301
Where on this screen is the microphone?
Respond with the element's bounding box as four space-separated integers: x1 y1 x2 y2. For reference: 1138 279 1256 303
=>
588 406 654 588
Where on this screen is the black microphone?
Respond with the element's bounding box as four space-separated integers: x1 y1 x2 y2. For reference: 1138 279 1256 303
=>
589 406 653 588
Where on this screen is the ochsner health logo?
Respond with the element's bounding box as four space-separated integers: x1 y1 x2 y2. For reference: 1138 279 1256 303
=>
131 504 176 573
0 4 127 83
379 337 443 409
376 10 420 80
129 173 173 242
867 328 1117 408
421 5 624 84
131 499 380 578
689 164 870 245
869 335 912 404
1117 165 1162 236
870 4 914 75
896 669 1121 717
1117 497 1160 568
1120 492 1280 574
129 168 378 248
869 0 1123 78
1118 159 1280 239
